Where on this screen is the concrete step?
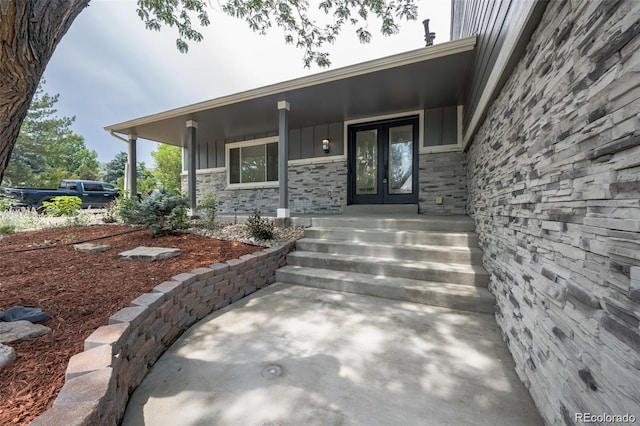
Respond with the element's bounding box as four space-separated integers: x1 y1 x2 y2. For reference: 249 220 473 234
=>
276 266 495 314
343 204 419 215
287 251 489 287
296 238 483 264
310 215 476 232
303 227 479 247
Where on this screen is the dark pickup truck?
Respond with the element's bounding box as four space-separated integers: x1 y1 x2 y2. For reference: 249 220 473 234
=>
4 180 119 209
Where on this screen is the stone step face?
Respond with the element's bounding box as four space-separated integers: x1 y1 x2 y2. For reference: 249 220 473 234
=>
342 204 419 215
286 251 489 287
310 215 477 232
276 266 495 314
304 227 479 247
296 238 483 264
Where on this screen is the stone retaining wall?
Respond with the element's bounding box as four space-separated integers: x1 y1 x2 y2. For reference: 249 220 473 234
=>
466 1 640 423
30 241 294 426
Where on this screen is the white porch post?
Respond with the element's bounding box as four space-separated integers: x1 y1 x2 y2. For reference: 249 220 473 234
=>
186 120 198 212
127 134 137 198
277 101 290 227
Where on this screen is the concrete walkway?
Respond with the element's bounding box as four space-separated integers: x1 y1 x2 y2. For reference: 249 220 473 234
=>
122 283 542 425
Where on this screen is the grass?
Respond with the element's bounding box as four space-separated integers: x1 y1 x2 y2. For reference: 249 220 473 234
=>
0 208 95 233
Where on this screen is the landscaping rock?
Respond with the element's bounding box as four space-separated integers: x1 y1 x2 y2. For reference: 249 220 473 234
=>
0 321 51 343
74 243 111 253
0 344 16 369
118 246 181 261
0 306 50 323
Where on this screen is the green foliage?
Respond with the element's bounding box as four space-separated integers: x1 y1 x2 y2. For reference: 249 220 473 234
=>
41 196 82 217
0 193 15 211
105 153 158 195
246 209 274 240
196 193 217 228
136 0 417 67
1 81 100 188
120 190 189 237
151 144 182 194
0 225 15 234
102 152 129 185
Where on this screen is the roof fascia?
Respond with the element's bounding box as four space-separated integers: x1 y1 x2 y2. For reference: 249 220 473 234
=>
105 36 476 133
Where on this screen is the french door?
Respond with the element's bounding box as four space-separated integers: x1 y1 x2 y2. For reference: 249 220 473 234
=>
348 116 419 204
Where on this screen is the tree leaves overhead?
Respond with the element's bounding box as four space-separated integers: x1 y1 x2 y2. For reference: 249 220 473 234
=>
136 0 418 67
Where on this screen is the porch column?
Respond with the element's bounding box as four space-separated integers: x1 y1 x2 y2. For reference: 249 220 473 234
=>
186 120 198 212
277 101 290 227
127 134 137 198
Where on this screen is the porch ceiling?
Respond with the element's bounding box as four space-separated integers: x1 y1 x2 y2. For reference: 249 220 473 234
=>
105 36 476 147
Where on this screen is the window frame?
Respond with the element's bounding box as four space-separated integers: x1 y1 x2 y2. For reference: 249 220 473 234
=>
225 136 280 189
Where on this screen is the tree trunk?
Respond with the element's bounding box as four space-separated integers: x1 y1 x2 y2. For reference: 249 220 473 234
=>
0 0 89 183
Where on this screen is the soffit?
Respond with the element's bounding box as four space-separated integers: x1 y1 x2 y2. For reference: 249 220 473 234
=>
105 36 476 146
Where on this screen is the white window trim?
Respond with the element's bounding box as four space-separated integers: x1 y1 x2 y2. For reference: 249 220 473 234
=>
180 167 226 176
419 105 464 154
344 110 425 150
225 136 279 189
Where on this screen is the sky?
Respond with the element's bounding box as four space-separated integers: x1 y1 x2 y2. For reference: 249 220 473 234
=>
43 0 452 167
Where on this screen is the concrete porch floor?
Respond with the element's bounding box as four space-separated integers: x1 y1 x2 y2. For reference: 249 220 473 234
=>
121 283 542 425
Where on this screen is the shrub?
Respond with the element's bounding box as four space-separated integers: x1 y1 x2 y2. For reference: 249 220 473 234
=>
42 196 82 217
0 224 15 234
101 200 119 223
246 209 274 240
196 193 217 228
0 193 14 211
120 190 188 237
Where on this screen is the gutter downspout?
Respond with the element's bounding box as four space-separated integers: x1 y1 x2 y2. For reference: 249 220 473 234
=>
109 130 137 198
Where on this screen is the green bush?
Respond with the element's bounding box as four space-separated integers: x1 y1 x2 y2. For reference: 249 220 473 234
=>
0 224 15 234
102 192 136 224
246 210 274 240
42 196 82 217
196 193 217 228
120 190 188 237
0 193 14 211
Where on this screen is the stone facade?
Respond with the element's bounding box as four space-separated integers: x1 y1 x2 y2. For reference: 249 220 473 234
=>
419 151 467 214
30 242 294 426
183 159 348 215
185 153 469 215
466 1 640 424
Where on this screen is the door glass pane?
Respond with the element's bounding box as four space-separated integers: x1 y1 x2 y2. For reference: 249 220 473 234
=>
241 145 266 183
388 125 413 194
355 130 378 195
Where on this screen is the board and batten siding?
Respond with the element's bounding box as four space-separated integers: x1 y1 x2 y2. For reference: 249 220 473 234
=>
185 122 345 170
451 0 548 134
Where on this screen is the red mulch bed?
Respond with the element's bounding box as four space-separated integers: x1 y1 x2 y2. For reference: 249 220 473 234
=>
0 225 262 425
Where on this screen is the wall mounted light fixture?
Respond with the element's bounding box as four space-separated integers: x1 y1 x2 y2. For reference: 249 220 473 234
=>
322 138 330 154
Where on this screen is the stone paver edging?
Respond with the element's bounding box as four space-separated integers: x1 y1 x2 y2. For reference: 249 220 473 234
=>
29 241 295 426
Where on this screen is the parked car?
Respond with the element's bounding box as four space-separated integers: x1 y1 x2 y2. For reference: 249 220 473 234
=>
5 180 120 209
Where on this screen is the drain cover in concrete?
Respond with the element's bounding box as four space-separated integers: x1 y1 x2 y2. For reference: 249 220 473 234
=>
0 321 51 344
74 243 111 253
118 246 181 261
0 344 16 369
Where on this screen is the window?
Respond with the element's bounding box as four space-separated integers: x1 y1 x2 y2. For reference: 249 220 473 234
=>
227 137 279 187
83 182 103 191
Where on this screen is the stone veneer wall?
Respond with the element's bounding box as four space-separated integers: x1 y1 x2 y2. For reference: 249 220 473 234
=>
466 1 640 424
418 151 467 214
183 159 348 214
30 242 294 426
